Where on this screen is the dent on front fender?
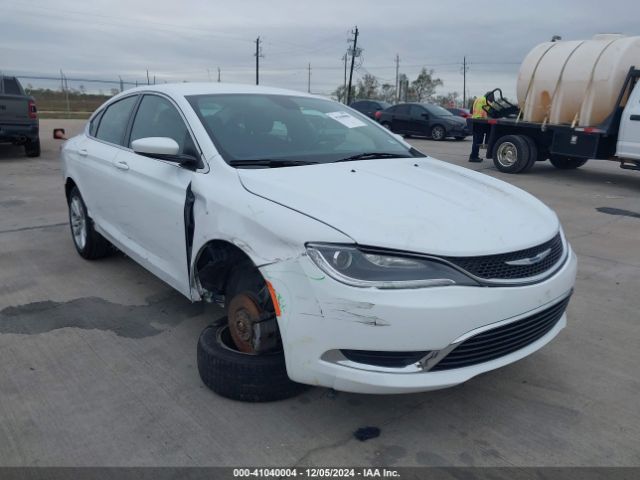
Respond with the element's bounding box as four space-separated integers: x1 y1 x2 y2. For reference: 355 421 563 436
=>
187 173 351 300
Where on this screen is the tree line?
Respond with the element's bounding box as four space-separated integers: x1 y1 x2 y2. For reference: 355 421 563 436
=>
333 67 467 108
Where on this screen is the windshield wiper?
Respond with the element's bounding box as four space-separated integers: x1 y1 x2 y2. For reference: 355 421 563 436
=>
333 152 409 163
229 159 318 168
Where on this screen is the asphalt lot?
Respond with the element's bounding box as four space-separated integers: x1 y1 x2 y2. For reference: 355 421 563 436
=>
1 119 639 467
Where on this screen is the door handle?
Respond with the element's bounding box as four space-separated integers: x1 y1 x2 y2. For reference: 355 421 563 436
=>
630 114 640 121
78 149 88 156
114 161 130 171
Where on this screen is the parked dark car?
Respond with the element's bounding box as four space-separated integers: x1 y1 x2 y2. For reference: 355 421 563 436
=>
349 99 391 120
378 103 469 140
447 107 471 118
0 76 40 156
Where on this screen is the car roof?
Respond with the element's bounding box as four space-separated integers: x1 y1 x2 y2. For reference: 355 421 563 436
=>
112 82 322 100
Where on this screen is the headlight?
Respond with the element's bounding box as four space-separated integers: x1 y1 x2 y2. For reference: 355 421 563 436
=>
306 244 478 289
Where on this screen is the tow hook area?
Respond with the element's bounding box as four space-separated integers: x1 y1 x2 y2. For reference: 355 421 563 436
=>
227 292 279 354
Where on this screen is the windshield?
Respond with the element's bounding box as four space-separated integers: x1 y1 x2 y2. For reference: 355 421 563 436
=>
187 94 418 166
424 104 453 116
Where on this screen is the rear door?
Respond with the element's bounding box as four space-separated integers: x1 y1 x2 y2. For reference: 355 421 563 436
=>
79 95 139 235
617 82 640 160
109 93 201 297
391 104 411 133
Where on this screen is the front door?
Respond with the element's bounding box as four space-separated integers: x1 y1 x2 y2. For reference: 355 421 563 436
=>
109 94 201 297
409 105 430 135
617 82 640 160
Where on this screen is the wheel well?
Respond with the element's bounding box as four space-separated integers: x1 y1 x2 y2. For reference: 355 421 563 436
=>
64 178 77 203
194 240 259 301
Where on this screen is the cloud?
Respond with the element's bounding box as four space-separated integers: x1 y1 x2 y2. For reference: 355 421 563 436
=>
1 0 639 100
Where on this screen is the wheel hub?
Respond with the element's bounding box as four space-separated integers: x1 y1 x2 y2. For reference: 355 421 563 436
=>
228 293 263 353
497 142 517 167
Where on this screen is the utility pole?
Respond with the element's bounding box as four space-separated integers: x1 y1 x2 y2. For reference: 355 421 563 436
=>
217 67 221 82
207 68 212 82
255 36 263 85
342 52 348 103
307 63 311 93
346 26 359 104
146 69 150 85
395 54 400 104
119 75 124 92
461 56 469 108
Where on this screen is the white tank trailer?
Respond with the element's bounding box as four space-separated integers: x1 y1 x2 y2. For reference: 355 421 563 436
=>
470 34 640 174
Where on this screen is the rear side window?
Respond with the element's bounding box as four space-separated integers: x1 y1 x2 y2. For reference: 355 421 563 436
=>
2 78 22 95
89 110 104 137
129 95 197 156
395 105 410 115
95 96 138 145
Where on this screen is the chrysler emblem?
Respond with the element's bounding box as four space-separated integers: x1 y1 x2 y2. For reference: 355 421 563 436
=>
505 248 552 266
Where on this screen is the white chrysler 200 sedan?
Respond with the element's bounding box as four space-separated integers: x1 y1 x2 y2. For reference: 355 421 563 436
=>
60 84 577 401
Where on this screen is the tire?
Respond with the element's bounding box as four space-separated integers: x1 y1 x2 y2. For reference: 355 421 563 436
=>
67 186 113 259
519 136 538 173
381 121 392 130
492 134 532 173
549 157 588 170
197 262 306 402
430 125 446 141
25 138 41 157
197 323 306 402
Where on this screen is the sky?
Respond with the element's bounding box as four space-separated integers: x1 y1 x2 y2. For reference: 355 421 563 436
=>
2 0 640 102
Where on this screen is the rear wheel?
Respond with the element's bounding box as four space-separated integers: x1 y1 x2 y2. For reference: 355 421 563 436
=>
381 121 392 130
492 134 532 173
430 125 446 141
25 138 40 157
519 136 539 173
549 157 588 170
197 263 306 402
67 186 113 259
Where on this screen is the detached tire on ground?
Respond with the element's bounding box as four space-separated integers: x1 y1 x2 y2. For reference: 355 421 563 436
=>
197 322 306 402
492 134 532 173
549 157 588 170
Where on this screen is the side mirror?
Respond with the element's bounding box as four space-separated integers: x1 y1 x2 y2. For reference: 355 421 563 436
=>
131 137 199 168
392 133 404 142
132 137 180 156
53 128 67 140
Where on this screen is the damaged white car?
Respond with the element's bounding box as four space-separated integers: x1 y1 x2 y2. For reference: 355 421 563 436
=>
60 84 577 401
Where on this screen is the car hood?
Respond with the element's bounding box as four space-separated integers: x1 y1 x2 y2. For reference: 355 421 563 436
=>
237 158 559 256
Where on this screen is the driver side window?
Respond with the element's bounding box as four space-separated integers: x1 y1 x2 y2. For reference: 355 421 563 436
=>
129 95 197 157
410 105 426 118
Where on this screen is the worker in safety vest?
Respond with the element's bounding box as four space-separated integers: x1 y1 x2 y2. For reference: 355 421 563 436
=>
469 91 495 162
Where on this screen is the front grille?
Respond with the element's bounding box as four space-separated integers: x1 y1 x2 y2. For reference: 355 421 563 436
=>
431 295 570 371
444 233 564 281
341 349 431 368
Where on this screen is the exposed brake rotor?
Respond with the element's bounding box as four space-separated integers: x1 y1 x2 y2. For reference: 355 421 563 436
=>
227 290 282 355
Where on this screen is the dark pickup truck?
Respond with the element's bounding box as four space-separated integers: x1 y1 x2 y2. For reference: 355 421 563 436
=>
0 76 40 157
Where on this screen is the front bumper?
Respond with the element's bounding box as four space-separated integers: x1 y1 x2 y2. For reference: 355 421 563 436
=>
260 245 577 394
447 124 469 137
